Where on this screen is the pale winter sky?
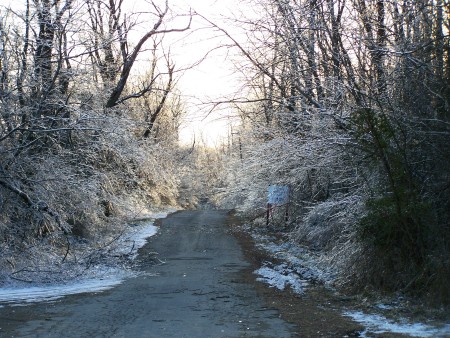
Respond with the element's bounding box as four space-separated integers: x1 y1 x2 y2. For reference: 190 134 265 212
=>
1 0 247 147
169 0 246 147
122 0 246 146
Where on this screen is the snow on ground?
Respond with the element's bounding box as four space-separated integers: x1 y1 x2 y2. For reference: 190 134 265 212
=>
0 272 127 307
344 310 450 338
115 209 177 259
0 210 173 307
250 228 335 294
115 221 158 259
248 225 450 338
254 262 306 294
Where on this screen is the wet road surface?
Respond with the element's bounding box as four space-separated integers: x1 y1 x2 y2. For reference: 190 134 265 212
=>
0 210 298 337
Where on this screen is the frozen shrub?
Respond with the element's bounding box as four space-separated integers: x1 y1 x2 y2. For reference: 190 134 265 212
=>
294 195 364 251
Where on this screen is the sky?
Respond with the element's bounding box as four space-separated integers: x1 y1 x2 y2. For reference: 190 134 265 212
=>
167 0 245 147
1 0 246 147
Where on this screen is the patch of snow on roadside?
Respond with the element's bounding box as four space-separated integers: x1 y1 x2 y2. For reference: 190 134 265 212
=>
117 222 159 259
344 310 450 338
148 211 173 219
254 263 305 294
251 231 335 286
0 274 126 305
114 210 176 259
0 210 173 307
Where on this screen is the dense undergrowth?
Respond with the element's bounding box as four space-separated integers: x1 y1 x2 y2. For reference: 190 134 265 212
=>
217 112 450 305
0 106 194 285
0 0 199 285
213 0 450 307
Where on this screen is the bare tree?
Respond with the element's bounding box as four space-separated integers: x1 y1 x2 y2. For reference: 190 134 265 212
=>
99 0 191 108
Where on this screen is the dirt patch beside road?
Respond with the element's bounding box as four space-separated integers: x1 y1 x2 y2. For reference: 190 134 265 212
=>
227 213 363 337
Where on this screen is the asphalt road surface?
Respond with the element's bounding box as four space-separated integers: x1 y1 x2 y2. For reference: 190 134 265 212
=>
0 210 301 337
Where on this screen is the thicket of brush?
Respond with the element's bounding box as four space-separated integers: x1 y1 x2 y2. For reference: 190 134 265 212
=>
217 0 450 304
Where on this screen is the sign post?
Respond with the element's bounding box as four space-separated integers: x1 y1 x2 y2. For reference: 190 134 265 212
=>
267 185 290 226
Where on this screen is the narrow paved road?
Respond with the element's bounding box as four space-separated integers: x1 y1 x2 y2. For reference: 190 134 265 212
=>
0 210 298 337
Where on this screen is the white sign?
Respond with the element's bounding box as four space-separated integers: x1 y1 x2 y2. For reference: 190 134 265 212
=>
268 185 289 204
